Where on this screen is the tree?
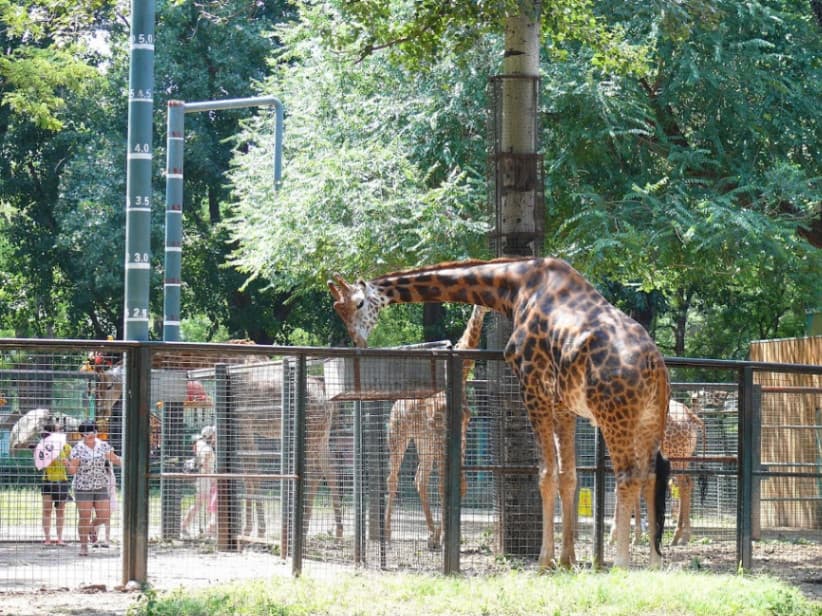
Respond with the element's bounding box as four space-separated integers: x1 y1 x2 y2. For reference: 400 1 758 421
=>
542 0 821 357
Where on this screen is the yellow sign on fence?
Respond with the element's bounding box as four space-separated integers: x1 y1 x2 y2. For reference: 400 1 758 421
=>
578 487 593 517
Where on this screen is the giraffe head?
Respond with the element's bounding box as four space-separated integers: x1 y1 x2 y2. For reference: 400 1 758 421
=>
328 274 384 347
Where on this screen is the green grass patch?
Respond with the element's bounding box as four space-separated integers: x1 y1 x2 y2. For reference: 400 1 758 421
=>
127 568 821 616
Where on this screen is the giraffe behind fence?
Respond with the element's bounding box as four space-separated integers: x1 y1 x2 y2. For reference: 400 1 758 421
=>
611 395 706 546
232 365 343 541
329 257 671 568
384 305 489 549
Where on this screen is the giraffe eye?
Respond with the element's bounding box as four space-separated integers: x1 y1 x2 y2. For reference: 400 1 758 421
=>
356 299 364 309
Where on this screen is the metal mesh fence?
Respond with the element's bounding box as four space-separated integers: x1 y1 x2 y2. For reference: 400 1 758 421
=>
0 340 819 593
0 348 122 589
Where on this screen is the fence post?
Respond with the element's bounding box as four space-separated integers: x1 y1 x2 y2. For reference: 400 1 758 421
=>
122 346 150 585
214 363 236 551
738 366 754 569
443 350 463 574
280 359 294 560
353 357 365 565
752 384 762 541
291 355 307 576
592 427 606 569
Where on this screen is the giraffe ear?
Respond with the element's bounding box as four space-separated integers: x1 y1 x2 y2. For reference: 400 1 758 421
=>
327 279 341 301
333 274 356 294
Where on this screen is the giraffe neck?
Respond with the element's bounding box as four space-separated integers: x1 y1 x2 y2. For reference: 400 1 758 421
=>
455 305 488 383
455 305 488 351
371 258 544 317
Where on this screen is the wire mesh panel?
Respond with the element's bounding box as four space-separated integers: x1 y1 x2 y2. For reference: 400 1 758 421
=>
316 348 450 573
0 347 122 590
753 368 821 581
0 341 818 591
146 345 293 587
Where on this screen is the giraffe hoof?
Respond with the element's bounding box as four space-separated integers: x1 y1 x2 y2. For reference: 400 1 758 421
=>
559 556 576 569
537 556 558 571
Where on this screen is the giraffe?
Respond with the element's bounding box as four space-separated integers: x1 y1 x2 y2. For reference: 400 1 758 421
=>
329 257 671 568
611 396 706 546
233 371 343 540
384 305 489 549
85 350 343 541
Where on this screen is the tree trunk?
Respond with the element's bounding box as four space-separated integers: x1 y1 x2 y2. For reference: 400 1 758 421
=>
493 1 544 559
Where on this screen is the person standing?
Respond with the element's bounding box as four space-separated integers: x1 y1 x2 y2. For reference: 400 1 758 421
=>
37 423 71 546
181 425 217 538
68 420 121 556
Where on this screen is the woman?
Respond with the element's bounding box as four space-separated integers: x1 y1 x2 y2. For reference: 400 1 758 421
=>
68 420 121 556
37 423 71 546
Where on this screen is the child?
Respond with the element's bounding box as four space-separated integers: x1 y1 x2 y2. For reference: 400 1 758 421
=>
36 423 72 546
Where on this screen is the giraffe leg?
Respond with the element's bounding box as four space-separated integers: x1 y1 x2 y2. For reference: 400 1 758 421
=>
642 475 662 568
384 445 403 542
613 477 641 568
384 408 408 543
316 432 343 538
302 474 320 539
460 405 471 498
517 387 558 569
243 479 255 536
608 489 642 545
415 454 439 550
554 410 577 568
671 475 692 545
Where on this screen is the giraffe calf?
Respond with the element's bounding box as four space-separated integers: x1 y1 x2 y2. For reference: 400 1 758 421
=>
384 306 487 550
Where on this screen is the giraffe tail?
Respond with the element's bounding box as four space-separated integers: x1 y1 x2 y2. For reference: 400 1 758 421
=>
654 450 672 554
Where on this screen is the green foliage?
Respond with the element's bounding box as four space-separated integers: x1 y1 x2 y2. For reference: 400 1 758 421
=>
541 0 822 356
330 0 650 75
0 0 114 129
224 5 492 290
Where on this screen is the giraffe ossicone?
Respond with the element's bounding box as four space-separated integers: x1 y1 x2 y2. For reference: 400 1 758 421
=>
329 257 672 569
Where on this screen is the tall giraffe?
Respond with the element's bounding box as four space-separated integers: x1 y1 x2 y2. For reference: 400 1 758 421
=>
329 257 671 568
384 305 489 549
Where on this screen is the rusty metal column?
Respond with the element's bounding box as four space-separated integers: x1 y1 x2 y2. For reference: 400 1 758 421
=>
291 355 307 576
122 346 150 584
738 366 755 569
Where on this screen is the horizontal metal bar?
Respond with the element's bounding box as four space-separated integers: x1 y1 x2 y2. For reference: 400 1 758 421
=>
183 96 283 114
760 386 822 394
0 338 819 376
0 369 96 380
150 472 297 481
755 471 822 479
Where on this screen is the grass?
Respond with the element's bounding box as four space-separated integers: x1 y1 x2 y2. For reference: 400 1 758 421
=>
127 568 821 616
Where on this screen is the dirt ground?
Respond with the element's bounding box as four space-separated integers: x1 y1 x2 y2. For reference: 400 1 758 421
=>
0 584 141 616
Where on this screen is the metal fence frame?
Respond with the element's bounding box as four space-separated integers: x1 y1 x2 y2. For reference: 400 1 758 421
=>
0 338 819 586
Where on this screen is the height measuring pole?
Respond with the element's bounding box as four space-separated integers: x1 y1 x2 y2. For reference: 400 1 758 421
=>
122 0 154 586
162 96 284 341
123 0 155 341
